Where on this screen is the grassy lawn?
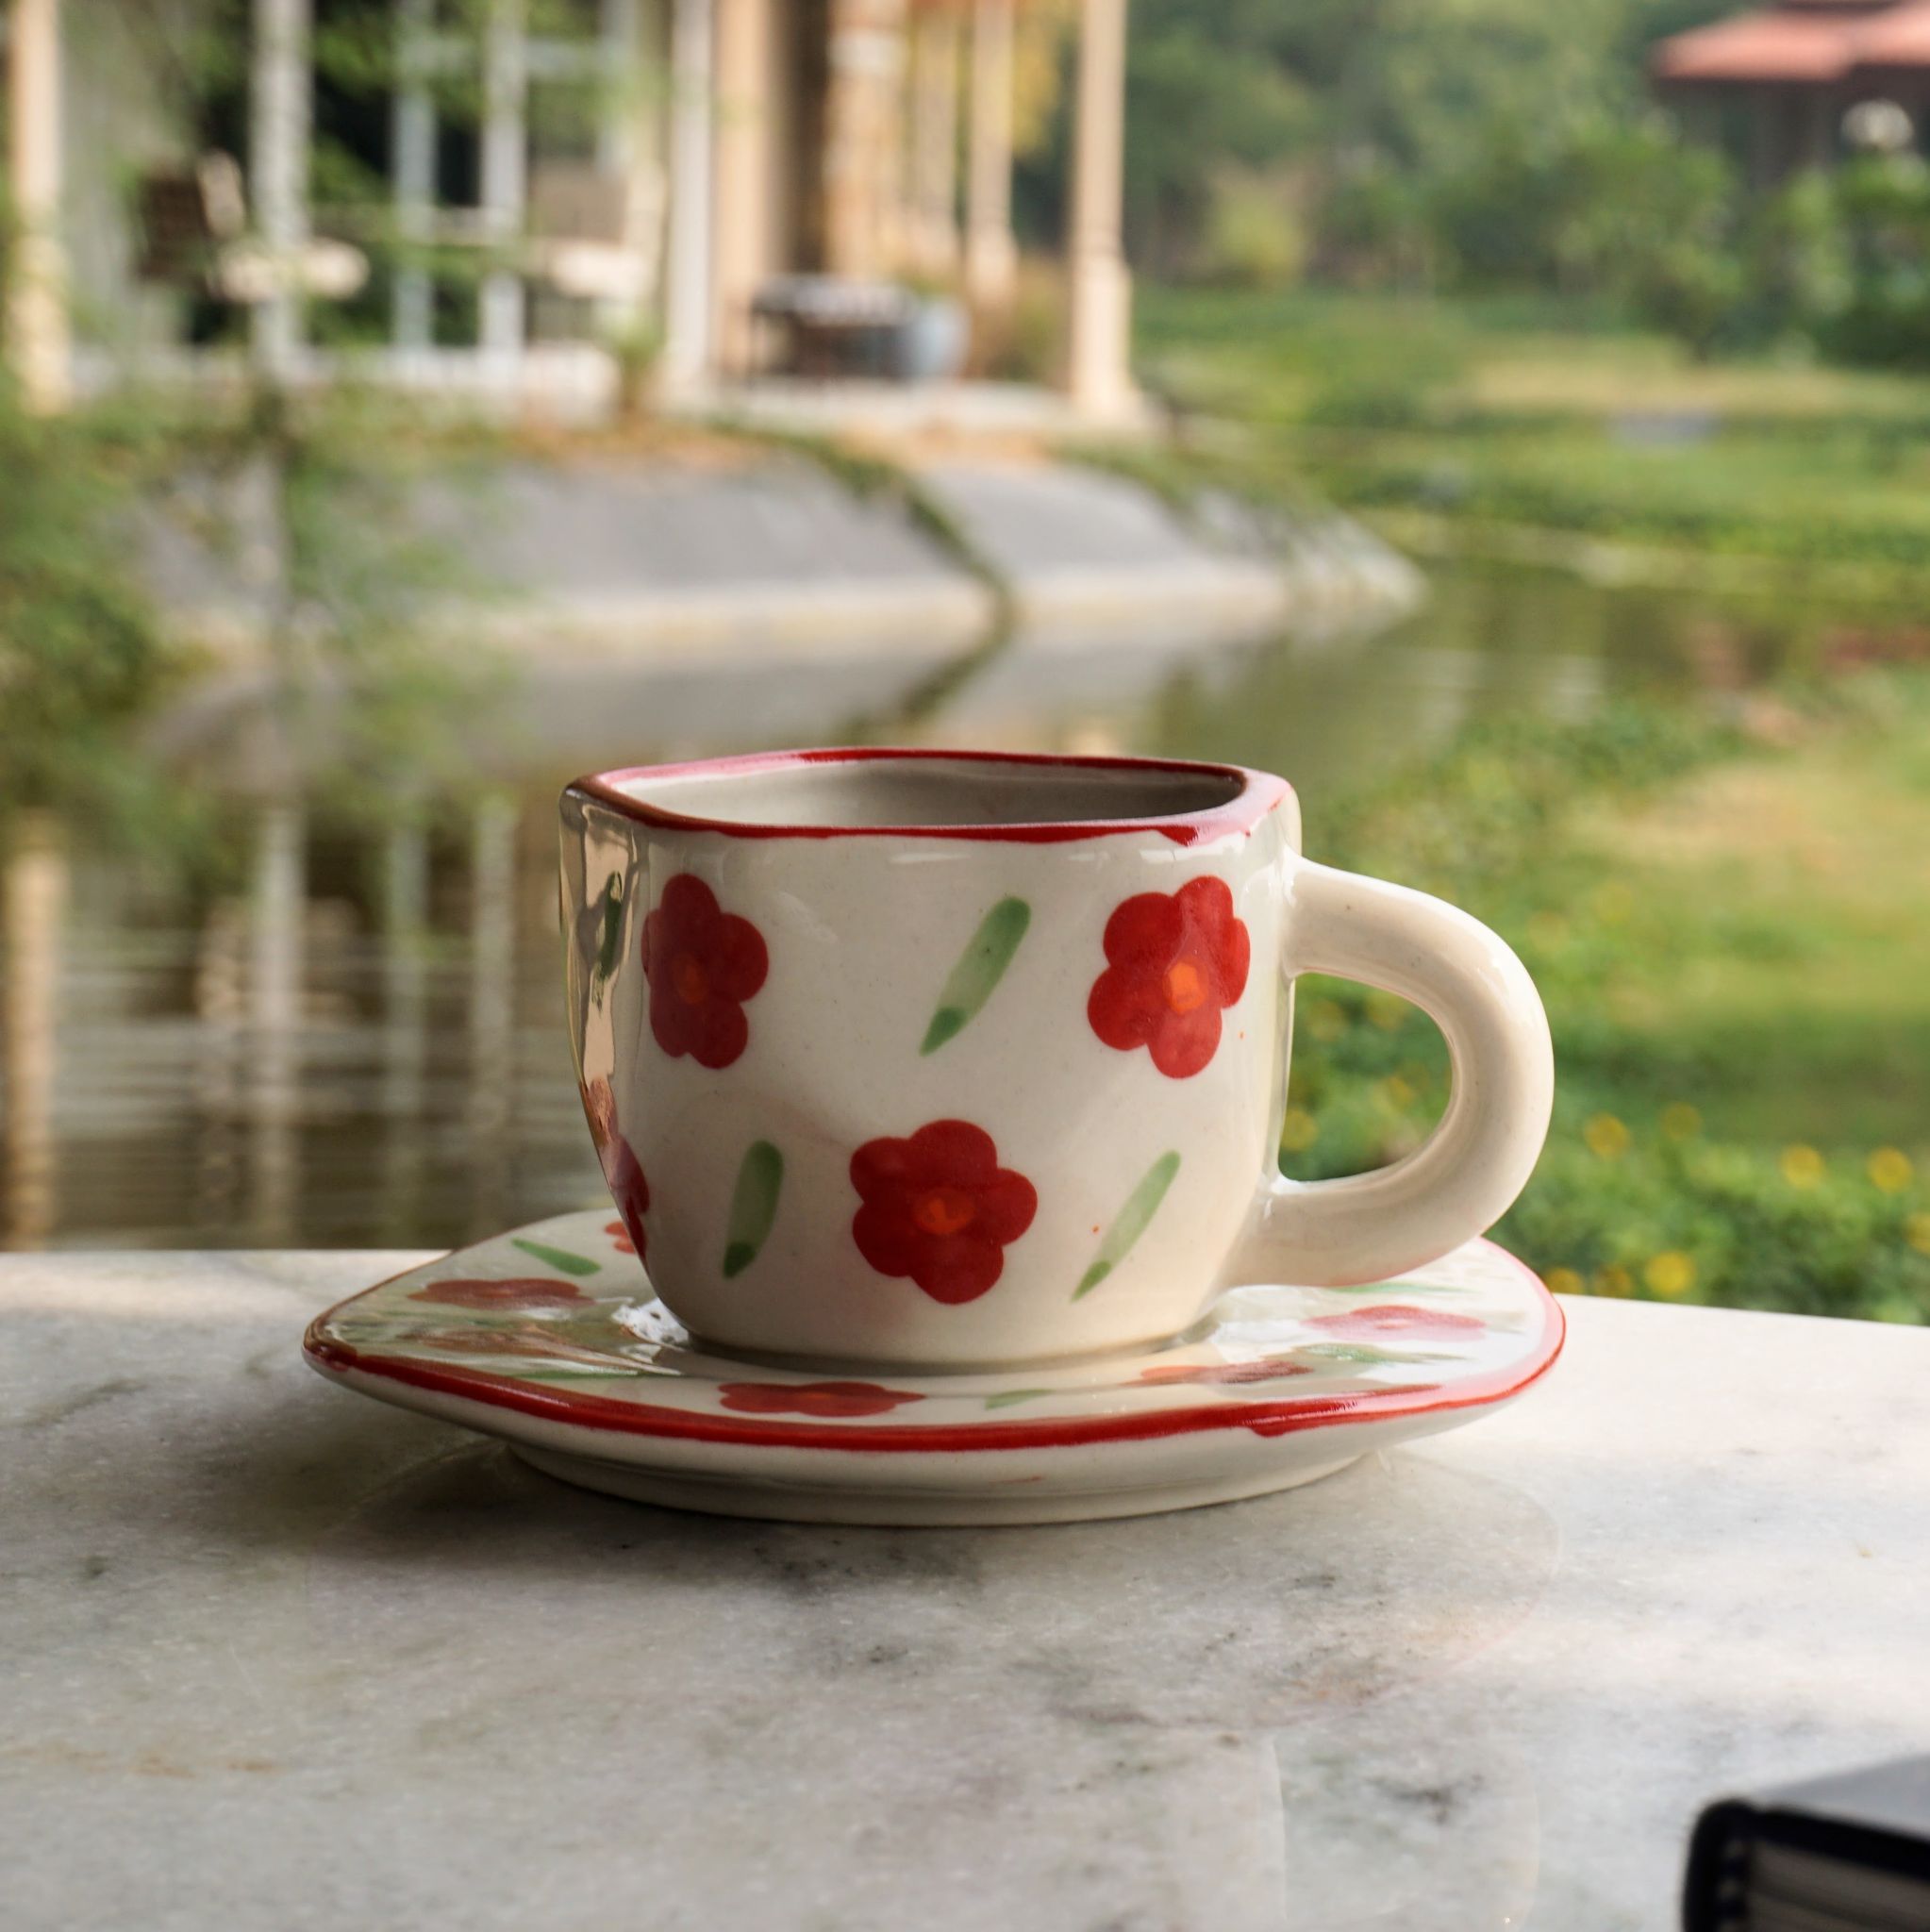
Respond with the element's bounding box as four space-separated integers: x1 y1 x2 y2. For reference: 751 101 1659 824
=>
1136 287 1930 589
1589 716 1930 1150
1125 287 1930 1321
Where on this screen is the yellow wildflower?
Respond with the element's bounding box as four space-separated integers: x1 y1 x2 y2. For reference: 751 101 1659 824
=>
1584 1114 1631 1160
1780 1145 1825 1189
1644 1251 1696 1299
1868 1148 1914 1193
1280 1109 1319 1154
1661 1104 1702 1141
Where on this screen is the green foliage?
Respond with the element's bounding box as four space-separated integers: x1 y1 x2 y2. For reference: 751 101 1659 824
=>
1116 0 1746 296
1780 158 1930 370
1202 170 1308 290
1554 122 1743 355
1271 684 1930 1323
0 404 177 838
1113 0 1930 372
222 386 506 824
1123 3 1313 272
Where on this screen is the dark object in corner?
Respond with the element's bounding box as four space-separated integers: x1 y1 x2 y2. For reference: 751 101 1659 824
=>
1685 1755 1930 1930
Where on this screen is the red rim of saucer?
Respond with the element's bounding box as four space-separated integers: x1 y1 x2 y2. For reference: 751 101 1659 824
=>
303 1242 1564 1457
566 746 1292 848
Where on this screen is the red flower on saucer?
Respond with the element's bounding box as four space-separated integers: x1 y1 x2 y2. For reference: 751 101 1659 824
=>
850 1119 1038 1306
582 1076 650 1261
605 1220 636 1257
1088 876 1251 1079
718 1380 925 1418
642 874 769 1071
408 1277 590 1313
1306 1305 1487 1341
1138 1357 1312 1388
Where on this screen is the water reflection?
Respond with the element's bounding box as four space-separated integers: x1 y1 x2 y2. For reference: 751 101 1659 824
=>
0 562 1827 1251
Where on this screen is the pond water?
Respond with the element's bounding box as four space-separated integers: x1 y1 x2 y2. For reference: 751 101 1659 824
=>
1 560 1838 1252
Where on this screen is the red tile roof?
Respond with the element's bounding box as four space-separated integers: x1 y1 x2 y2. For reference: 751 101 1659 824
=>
1653 0 1930 85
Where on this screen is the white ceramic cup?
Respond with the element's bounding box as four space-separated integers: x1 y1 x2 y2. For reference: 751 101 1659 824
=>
560 749 1553 1370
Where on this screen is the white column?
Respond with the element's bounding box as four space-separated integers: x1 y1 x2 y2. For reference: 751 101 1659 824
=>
250 0 313 378
391 0 436 352
1066 0 1133 419
4 815 66 1246
659 0 715 389
909 4 961 275
823 0 907 279
5 0 71 413
964 0 1015 313
479 0 528 363
711 0 774 376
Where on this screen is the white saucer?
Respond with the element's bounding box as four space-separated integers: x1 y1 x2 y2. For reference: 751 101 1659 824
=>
305 1210 1563 1524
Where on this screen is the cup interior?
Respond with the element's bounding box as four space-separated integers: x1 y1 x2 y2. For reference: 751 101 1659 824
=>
585 750 1252 833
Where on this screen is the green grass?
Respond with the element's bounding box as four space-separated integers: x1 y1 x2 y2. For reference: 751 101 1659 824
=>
1136 287 1930 591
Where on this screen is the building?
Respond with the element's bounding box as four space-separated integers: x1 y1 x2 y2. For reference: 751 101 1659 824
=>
2 0 1135 422
1652 0 1930 184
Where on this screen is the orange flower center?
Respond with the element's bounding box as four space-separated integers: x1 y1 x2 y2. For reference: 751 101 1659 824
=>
912 1187 975 1238
671 953 710 1005
1164 958 1207 1013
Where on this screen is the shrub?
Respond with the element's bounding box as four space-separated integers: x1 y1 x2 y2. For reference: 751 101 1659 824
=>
0 404 175 838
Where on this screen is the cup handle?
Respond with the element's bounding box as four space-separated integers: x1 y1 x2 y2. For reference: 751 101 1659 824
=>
1228 858 1555 1289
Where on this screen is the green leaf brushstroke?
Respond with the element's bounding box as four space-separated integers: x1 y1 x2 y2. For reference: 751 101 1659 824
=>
511 1238 602 1277
920 896 1031 1054
723 1141 784 1278
1294 1341 1458 1366
591 871 626 1005
984 1389 1054 1409
1073 1151 1182 1299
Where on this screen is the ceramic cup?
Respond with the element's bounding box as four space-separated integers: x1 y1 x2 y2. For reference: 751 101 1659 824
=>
560 749 1553 1371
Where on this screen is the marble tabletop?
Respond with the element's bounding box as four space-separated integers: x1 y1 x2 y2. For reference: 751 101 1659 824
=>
6 1250 1929 1932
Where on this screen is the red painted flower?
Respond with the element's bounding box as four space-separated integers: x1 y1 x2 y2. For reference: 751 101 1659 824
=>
642 874 769 1070
718 1380 925 1418
850 1119 1038 1306
599 1140 650 1261
582 1076 649 1261
1306 1305 1487 1341
409 1277 590 1313
1139 1357 1312 1387
605 1220 636 1257
1088 876 1251 1079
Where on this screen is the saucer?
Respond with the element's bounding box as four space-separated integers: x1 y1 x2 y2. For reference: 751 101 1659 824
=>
304 1210 1564 1524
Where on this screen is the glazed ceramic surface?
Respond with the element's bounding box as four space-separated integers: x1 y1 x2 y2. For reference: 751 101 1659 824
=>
303 1210 1564 1525
560 749 1554 1370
